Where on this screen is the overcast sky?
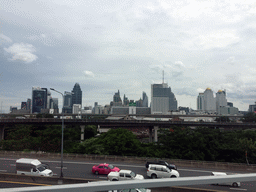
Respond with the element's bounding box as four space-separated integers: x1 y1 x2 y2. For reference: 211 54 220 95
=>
1 0 256 113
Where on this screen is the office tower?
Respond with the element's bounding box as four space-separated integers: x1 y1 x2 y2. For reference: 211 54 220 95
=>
123 94 129 106
203 88 216 112
63 91 72 113
72 83 82 106
26 98 31 112
151 83 177 114
32 87 47 113
249 102 256 113
197 93 204 110
113 90 122 106
142 92 148 107
41 88 51 109
51 98 58 113
216 90 227 114
21 102 27 110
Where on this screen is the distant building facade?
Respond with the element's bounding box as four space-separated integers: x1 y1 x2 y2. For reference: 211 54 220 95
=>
197 93 204 110
32 87 47 113
151 83 177 114
63 91 73 114
72 83 82 107
248 102 256 113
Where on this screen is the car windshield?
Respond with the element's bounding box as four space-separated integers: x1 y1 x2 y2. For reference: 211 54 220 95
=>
108 164 114 169
130 171 136 177
37 166 46 172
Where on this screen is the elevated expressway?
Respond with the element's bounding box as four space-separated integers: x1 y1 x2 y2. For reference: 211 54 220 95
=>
0 118 256 142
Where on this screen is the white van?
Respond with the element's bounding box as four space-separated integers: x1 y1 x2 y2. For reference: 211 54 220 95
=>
16 158 53 177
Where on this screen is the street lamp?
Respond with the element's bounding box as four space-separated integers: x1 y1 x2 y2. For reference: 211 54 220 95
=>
50 88 64 178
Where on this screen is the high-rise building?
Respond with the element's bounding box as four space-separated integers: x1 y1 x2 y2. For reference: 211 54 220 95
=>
21 102 27 110
32 87 47 113
26 98 31 112
203 88 216 112
151 83 177 114
112 90 122 106
63 91 73 113
123 94 129 106
197 93 204 110
72 83 82 107
42 88 51 109
216 90 227 114
142 92 148 107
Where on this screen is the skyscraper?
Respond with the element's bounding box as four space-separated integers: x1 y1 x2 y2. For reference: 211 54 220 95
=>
197 93 204 110
63 91 73 113
32 87 47 113
26 98 31 112
216 90 227 114
72 83 82 106
151 83 177 114
112 90 122 106
142 92 148 107
203 88 216 112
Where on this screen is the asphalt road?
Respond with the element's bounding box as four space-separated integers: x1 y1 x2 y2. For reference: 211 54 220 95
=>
0 157 255 191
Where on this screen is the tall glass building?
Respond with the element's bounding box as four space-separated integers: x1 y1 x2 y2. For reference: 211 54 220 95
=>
72 83 82 106
151 83 177 114
63 91 73 113
32 87 47 113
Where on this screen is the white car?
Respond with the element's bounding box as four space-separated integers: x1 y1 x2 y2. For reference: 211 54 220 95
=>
108 170 144 181
211 172 241 187
147 164 179 179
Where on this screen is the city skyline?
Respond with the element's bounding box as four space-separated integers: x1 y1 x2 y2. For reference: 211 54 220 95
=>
9 84 242 114
1 1 256 113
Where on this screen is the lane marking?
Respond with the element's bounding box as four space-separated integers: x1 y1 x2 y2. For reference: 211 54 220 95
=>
0 170 7 172
230 188 247 191
0 180 51 186
55 167 67 169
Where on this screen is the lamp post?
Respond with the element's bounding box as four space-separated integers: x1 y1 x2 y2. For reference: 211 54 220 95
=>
50 88 64 178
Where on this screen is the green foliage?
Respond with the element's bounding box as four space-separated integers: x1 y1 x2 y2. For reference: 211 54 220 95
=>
3 123 256 164
242 112 256 122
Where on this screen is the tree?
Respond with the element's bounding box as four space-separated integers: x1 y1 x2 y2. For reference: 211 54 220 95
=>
242 112 256 122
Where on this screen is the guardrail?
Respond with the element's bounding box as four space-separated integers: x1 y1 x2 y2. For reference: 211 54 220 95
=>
1 151 255 172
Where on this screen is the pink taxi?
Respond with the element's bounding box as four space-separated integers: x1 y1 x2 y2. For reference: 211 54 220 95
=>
92 163 120 175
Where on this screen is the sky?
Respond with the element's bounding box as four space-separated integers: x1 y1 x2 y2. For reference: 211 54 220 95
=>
1 0 256 113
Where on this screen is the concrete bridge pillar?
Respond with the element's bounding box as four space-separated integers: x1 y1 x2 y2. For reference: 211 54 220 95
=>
0 127 4 141
149 126 153 143
154 126 159 142
80 125 85 142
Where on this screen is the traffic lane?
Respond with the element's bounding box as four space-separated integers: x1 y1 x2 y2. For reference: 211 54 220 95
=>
1 158 255 191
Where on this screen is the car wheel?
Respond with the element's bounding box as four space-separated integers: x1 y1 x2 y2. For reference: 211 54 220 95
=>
112 179 118 181
232 182 238 187
171 175 176 178
151 174 157 179
95 171 99 175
